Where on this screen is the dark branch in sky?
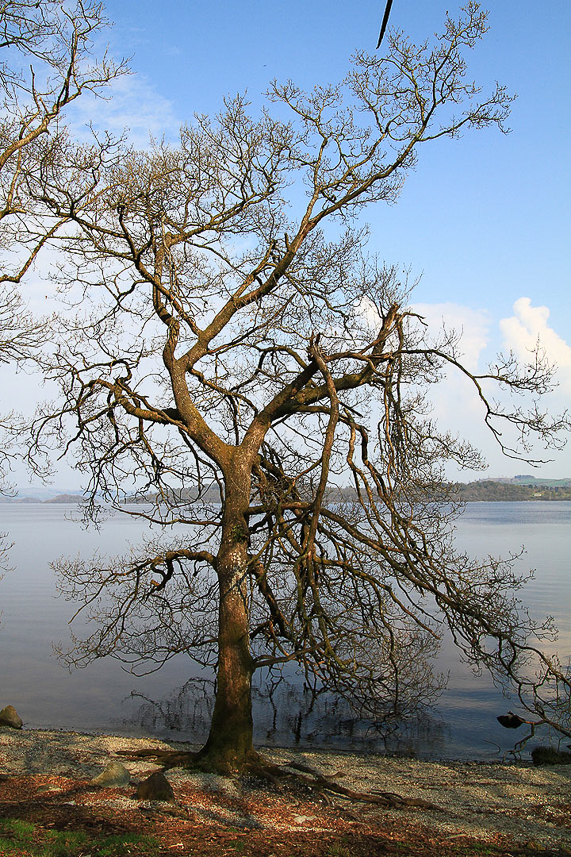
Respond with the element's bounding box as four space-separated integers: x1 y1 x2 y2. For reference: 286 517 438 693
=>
376 0 394 49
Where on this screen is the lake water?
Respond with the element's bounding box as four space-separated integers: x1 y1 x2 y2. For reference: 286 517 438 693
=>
0 501 569 760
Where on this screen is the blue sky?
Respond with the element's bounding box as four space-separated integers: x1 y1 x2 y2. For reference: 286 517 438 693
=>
94 0 569 320
6 0 571 485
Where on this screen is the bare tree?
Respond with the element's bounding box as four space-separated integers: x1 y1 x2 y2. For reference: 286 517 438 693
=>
0 0 126 488
29 4 570 772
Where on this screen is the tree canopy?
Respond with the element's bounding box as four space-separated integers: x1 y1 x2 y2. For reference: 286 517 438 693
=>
0 0 125 488
22 3 571 772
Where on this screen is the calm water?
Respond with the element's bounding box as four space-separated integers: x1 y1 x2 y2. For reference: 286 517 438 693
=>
0 501 569 760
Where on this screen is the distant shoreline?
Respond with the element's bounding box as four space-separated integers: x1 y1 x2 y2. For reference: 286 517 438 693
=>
2 478 571 505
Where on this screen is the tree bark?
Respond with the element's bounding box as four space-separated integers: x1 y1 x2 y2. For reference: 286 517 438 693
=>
196 463 260 772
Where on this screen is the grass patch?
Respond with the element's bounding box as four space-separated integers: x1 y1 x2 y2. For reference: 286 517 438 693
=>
43 829 90 857
0 818 159 856
0 818 37 850
92 832 160 856
327 845 352 857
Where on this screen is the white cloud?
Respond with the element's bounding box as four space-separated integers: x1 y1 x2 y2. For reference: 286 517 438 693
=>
356 297 571 478
358 298 492 444
412 302 490 371
358 299 490 371
500 297 571 393
66 73 180 149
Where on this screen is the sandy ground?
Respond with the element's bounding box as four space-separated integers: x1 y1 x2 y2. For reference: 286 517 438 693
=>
1 727 570 849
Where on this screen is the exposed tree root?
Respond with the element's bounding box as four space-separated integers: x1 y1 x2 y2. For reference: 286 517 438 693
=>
117 749 442 811
117 748 263 776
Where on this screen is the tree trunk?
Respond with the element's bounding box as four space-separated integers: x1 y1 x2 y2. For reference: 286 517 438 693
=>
196 470 260 772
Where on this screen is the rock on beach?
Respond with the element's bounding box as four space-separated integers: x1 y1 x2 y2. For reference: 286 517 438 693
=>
136 770 175 802
90 761 131 787
0 705 23 729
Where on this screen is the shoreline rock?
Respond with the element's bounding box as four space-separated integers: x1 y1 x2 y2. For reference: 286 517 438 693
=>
90 761 131 787
0 705 23 729
136 770 175 802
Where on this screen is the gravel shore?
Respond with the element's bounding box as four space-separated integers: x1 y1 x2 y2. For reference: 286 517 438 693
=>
1 727 570 848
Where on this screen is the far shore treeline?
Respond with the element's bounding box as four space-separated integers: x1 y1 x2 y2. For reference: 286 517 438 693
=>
2 476 570 505
454 477 571 501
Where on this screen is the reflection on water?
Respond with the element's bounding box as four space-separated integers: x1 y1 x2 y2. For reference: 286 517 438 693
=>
0 501 569 759
125 674 452 758
123 671 570 761
128 678 214 740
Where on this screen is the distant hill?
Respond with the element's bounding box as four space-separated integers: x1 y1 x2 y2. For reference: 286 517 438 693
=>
43 493 87 504
482 475 571 488
0 491 85 504
455 479 571 501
